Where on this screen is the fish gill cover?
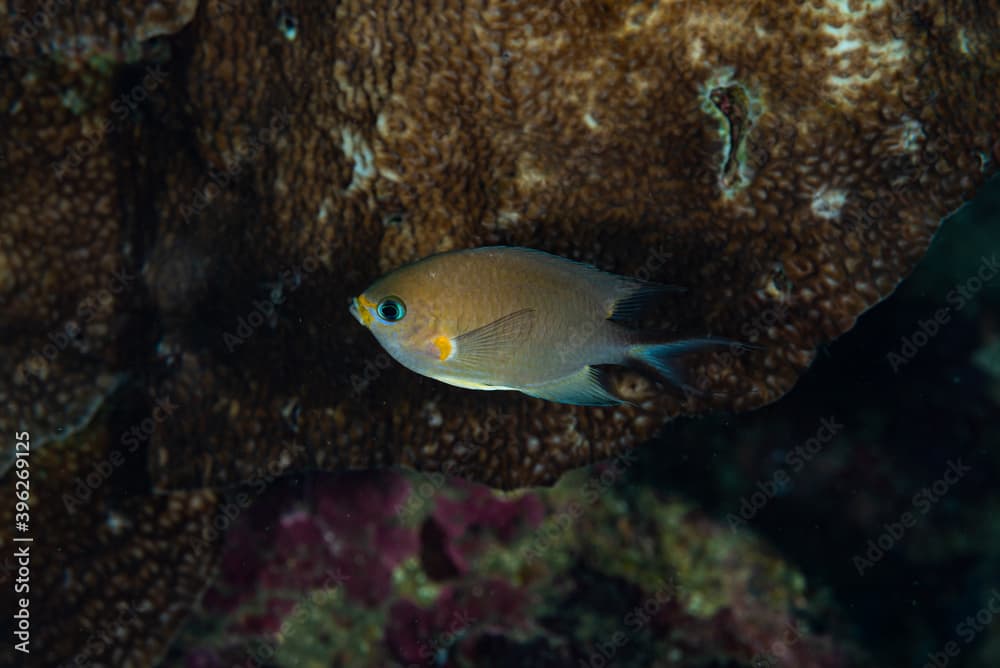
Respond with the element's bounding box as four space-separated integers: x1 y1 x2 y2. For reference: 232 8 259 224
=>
0 0 997 666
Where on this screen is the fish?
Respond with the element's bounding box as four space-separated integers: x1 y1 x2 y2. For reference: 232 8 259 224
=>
350 246 734 406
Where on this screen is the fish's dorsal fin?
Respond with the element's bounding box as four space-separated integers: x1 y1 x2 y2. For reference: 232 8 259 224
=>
521 366 624 406
608 281 685 322
448 308 536 370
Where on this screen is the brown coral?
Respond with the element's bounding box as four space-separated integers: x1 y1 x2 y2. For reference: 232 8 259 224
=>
1 57 127 468
1 0 197 58
137 0 998 491
0 421 221 667
0 0 998 663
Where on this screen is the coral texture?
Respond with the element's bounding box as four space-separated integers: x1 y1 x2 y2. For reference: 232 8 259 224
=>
0 420 221 667
146 0 999 489
1 0 998 664
169 469 859 667
2 1 997 491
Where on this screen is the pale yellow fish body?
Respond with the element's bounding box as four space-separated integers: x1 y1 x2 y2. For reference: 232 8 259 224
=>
350 246 720 406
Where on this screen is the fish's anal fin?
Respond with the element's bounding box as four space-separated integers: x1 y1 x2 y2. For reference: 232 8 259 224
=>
608 281 684 322
449 308 536 370
521 366 624 406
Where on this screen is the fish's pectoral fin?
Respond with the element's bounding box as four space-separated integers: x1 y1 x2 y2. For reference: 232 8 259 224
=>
449 308 536 370
521 366 624 406
608 281 684 322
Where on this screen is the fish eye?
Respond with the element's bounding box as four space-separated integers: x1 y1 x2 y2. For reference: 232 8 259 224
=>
377 296 406 322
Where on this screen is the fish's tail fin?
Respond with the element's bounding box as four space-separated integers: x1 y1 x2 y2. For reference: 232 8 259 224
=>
626 337 751 395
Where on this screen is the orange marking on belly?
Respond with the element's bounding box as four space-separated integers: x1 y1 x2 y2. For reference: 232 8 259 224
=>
433 335 453 361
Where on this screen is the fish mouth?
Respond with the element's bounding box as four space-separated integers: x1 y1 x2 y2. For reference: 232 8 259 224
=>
349 295 373 327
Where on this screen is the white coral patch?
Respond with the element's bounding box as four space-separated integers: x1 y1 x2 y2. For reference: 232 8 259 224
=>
317 196 332 223
619 0 666 36
812 0 909 103
683 8 772 62
811 187 848 220
496 210 521 228
689 37 704 62
516 152 549 190
422 400 443 428
375 111 389 137
105 510 129 535
897 117 925 153
824 24 864 55
957 29 970 55
825 0 887 13
339 127 375 193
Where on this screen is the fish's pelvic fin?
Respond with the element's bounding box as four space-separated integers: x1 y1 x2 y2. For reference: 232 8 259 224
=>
627 337 744 391
608 281 684 322
449 308 536 371
521 366 624 406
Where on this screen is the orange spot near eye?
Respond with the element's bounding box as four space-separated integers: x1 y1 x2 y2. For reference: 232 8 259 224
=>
433 335 453 361
354 294 375 326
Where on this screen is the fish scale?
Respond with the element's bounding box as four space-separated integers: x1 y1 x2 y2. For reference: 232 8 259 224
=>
351 246 732 405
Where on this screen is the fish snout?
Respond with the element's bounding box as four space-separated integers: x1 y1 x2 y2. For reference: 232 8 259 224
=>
350 297 365 325
349 296 370 327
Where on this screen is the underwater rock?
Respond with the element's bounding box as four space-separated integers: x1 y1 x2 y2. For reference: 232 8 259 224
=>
420 479 545 579
168 468 863 667
0 54 132 465
139 0 998 492
1 1 197 59
0 1 996 490
0 421 221 667
1 0 999 664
